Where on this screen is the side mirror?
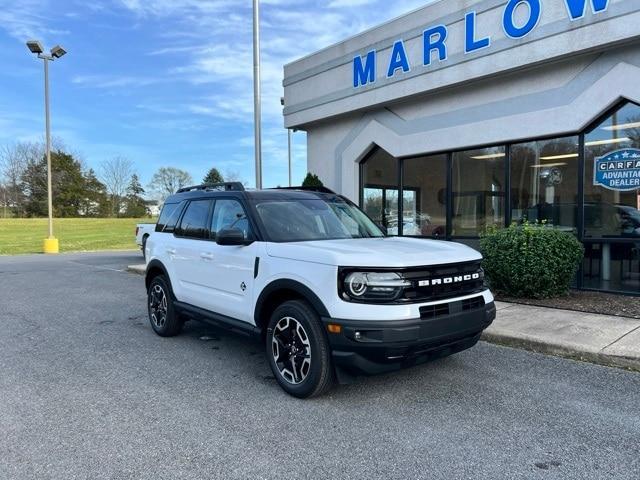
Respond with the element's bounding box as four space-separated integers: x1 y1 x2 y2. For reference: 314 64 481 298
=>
216 228 251 246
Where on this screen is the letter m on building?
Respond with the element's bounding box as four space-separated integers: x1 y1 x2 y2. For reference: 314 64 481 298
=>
564 0 609 20
353 51 376 88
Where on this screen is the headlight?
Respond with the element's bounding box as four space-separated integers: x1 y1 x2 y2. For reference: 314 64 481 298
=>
342 271 411 302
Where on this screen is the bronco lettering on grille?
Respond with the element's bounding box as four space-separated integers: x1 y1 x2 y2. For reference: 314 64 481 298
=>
418 272 481 287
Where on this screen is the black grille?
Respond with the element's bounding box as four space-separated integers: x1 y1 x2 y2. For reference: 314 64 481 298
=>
419 302 450 319
419 295 485 320
462 296 485 311
401 260 485 303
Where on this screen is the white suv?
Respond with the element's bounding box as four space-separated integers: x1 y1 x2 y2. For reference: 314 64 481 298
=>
144 183 495 398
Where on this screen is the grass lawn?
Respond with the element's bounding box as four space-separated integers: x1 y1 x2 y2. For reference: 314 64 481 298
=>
0 218 155 255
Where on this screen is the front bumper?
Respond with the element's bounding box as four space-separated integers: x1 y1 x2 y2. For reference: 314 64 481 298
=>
322 300 496 376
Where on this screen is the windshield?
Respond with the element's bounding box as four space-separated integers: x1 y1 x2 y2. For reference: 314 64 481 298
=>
255 197 385 242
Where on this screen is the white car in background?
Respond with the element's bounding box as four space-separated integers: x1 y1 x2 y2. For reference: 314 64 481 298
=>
135 223 155 260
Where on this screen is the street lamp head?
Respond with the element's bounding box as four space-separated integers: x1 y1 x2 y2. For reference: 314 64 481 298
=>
26 40 44 55
50 45 67 59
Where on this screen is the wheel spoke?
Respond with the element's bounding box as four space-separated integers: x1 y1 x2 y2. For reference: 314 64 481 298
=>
275 336 287 350
290 356 299 383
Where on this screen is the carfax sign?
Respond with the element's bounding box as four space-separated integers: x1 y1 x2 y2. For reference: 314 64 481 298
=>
593 149 640 191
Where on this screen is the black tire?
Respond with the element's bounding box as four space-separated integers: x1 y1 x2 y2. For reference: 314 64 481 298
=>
266 300 334 398
142 235 149 261
147 275 183 337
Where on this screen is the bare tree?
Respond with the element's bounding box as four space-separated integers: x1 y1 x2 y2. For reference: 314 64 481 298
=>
0 182 8 218
148 167 193 202
100 156 134 216
223 169 248 186
0 142 42 216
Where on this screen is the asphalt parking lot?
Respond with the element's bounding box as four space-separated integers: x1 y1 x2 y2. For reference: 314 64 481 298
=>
1 252 639 480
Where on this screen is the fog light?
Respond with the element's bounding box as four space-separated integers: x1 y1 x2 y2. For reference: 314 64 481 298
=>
354 331 362 341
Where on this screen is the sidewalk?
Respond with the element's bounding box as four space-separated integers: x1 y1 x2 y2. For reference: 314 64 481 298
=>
128 264 145 275
483 302 640 371
127 264 640 371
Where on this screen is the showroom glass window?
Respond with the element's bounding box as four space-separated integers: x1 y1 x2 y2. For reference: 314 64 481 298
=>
511 136 579 232
362 148 399 235
452 147 506 236
584 102 640 239
402 154 448 237
582 102 640 294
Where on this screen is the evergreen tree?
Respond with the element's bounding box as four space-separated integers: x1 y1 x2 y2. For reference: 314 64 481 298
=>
302 173 323 188
21 156 47 217
125 174 148 217
203 168 224 185
21 149 109 218
82 168 109 217
51 151 88 217
127 173 145 196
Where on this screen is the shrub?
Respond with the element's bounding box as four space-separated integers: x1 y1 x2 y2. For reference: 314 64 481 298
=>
479 222 584 299
302 173 323 187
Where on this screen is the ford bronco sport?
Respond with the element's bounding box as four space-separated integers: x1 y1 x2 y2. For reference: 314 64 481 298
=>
144 182 496 398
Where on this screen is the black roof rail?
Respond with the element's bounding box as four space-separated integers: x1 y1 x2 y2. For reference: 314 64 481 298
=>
176 182 245 193
272 186 337 194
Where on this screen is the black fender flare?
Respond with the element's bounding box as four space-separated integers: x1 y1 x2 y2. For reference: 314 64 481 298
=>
254 279 330 325
145 259 171 292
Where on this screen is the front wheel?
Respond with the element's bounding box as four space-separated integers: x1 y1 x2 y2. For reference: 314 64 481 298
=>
266 300 334 398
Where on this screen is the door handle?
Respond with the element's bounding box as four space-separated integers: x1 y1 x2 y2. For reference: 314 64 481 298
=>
166 248 176 255
200 252 215 261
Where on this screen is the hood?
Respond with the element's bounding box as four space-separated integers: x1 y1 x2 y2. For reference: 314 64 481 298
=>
266 237 482 268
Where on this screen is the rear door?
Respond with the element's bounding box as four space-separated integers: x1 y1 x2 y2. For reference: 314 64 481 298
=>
171 198 215 308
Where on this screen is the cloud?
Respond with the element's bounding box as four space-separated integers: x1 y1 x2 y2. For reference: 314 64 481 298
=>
327 0 377 8
71 74 165 89
107 0 440 186
0 0 70 41
0 0 439 188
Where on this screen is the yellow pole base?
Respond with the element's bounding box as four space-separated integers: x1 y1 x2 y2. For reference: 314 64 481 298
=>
43 237 59 254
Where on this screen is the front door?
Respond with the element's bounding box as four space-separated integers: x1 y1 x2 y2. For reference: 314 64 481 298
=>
200 198 256 323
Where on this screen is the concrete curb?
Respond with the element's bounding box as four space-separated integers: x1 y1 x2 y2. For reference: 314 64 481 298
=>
127 264 145 276
482 328 640 373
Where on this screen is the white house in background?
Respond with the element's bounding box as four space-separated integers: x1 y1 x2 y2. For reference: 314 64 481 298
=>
145 200 162 217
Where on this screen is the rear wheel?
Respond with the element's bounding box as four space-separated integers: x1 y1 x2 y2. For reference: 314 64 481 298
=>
147 275 183 337
266 300 334 398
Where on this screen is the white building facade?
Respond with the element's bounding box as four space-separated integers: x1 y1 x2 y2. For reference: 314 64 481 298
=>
283 0 640 295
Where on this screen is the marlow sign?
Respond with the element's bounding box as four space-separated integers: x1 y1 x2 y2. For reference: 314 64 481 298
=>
354 0 610 88
594 149 640 191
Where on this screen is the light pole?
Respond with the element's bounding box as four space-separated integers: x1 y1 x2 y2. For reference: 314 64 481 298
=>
26 40 67 254
252 0 263 190
287 129 292 187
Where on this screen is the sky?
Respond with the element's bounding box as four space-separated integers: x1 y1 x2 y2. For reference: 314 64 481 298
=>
0 0 434 191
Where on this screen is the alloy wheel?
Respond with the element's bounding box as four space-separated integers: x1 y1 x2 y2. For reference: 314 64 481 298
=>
271 316 312 385
149 284 168 328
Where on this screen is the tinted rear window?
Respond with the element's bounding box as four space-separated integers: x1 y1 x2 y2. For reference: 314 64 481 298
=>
156 202 184 233
175 200 212 239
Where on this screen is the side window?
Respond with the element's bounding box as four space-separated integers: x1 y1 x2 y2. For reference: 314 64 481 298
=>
210 199 251 240
175 200 212 239
156 202 184 233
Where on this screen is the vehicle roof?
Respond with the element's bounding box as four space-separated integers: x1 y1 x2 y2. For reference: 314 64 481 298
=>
164 188 343 204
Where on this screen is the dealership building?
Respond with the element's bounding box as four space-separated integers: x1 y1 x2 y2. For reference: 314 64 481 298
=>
283 0 640 295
